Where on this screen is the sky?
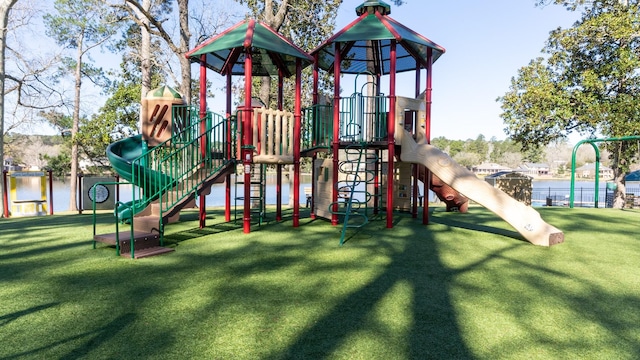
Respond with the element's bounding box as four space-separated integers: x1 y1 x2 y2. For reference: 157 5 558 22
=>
332 0 582 141
14 0 581 143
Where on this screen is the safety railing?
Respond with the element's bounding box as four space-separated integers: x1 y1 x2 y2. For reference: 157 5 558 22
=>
300 93 388 151
123 109 234 242
251 107 295 163
339 93 388 142
302 104 332 151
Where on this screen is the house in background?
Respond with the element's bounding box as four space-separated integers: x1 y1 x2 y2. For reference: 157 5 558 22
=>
3 157 22 171
472 162 511 175
576 163 614 179
516 163 550 177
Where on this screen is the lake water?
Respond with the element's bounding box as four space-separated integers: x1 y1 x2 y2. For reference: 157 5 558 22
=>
4 174 313 214
5 174 640 213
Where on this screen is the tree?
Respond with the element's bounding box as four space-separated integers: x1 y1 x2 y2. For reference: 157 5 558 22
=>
119 0 194 102
124 0 152 129
2 2 68 151
4 2 67 114
498 0 640 208
488 138 524 169
0 0 18 216
468 134 489 162
44 0 119 211
114 0 234 106
234 0 405 108
452 151 481 169
84 50 165 160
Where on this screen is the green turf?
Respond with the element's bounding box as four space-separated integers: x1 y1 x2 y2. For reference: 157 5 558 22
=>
0 206 638 359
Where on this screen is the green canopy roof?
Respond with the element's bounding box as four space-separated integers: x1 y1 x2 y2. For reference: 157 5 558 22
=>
146 85 182 100
311 6 445 74
186 19 313 77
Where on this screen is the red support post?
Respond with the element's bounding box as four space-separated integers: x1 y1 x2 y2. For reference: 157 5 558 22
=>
331 43 341 226
199 55 208 228
423 48 434 225
225 71 232 222
243 50 253 234
310 54 320 219
293 59 302 227
77 173 83 215
412 60 421 219
312 54 319 105
386 40 397 229
374 150 380 214
277 71 284 221
276 166 282 221
2 170 9 218
48 169 54 215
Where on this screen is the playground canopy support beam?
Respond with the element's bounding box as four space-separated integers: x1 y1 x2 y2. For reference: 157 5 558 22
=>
423 47 433 225
386 39 397 229
570 135 640 208
199 54 208 228
225 72 232 222
243 50 253 233
331 42 341 226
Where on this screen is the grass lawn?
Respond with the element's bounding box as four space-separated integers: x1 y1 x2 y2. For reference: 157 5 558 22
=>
0 205 639 359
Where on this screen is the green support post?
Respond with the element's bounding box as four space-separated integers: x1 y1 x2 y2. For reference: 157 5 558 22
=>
570 135 640 208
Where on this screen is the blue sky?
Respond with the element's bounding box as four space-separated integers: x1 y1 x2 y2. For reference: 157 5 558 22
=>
334 0 581 141
19 0 581 143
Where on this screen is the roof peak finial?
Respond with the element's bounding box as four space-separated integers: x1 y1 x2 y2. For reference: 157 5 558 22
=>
355 1 391 16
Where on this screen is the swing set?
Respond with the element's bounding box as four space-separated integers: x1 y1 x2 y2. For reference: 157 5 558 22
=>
569 135 640 208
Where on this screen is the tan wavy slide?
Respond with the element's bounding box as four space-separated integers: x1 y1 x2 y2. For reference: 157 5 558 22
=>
399 129 564 246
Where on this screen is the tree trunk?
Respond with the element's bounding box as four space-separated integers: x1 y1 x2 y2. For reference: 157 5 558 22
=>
258 0 287 107
123 0 192 102
69 32 85 212
259 77 271 107
178 0 191 103
613 171 627 209
0 0 17 217
139 0 151 130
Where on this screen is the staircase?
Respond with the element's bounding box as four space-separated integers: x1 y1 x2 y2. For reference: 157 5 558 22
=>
94 109 236 258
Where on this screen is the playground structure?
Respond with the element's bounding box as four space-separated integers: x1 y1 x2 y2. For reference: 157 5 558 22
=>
2 170 53 217
95 1 564 258
569 136 640 208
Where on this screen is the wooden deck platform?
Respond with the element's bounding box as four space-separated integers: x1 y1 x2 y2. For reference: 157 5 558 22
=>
94 231 174 259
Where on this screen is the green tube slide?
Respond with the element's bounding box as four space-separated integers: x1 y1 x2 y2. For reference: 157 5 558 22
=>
106 135 175 220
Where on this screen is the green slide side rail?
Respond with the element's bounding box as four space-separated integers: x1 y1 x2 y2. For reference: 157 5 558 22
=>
106 106 236 222
106 134 176 219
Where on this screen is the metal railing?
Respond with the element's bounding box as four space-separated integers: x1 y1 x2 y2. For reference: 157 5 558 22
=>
302 104 332 150
339 94 388 142
123 108 235 248
531 185 640 208
300 93 389 150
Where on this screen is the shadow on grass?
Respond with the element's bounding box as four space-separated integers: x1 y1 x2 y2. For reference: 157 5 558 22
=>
2 207 638 359
163 209 242 244
428 210 527 243
281 222 474 358
0 303 59 327
194 213 474 358
4 313 136 360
